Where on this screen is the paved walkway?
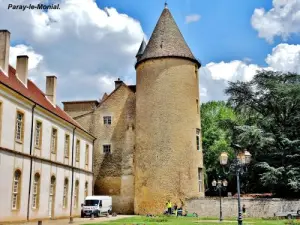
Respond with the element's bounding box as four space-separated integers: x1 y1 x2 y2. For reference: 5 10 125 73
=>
1 215 133 225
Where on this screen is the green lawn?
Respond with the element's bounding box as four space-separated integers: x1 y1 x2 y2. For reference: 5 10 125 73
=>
84 216 297 225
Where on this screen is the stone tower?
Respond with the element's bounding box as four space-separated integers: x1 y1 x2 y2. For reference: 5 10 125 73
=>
134 4 204 215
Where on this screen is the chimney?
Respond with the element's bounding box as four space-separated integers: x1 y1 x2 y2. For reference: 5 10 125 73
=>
114 78 122 89
16 55 29 86
46 76 57 106
0 30 10 75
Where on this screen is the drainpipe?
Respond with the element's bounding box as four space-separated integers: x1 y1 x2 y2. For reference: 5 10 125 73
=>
69 126 76 222
27 103 37 221
92 138 96 195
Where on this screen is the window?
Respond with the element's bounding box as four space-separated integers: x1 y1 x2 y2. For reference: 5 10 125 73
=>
84 182 88 198
32 173 40 209
196 99 199 114
50 128 57 154
74 180 79 208
63 178 68 208
34 121 42 148
12 170 21 210
76 140 80 162
85 144 89 166
15 111 24 142
103 145 111 154
103 116 111 125
195 65 198 79
64 134 70 158
196 128 200 151
198 168 203 192
48 176 56 217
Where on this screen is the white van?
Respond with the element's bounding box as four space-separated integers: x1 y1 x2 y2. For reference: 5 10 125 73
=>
81 196 112 217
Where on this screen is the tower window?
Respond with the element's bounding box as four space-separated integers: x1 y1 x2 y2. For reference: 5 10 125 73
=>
198 168 203 192
196 128 200 151
196 99 199 114
103 145 111 154
103 116 111 125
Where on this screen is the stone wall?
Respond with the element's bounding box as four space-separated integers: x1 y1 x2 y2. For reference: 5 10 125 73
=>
186 197 300 218
65 84 136 214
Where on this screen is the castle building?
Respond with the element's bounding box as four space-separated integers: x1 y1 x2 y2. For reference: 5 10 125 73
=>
0 30 95 223
63 4 204 215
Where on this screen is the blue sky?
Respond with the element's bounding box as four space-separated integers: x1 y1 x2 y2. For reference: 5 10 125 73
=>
1 0 300 103
98 0 274 66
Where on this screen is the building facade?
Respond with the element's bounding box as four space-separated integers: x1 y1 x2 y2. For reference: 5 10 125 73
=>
0 30 95 223
63 5 204 215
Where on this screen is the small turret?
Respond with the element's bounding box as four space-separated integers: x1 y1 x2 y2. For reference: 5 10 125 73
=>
135 39 146 60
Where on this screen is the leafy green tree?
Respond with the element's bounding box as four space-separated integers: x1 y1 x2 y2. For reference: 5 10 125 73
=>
201 101 237 193
225 71 300 197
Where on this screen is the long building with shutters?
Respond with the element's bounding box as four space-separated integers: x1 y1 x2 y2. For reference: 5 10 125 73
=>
0 30 95 223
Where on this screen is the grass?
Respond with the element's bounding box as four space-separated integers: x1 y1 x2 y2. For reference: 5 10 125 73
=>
83 216 298 225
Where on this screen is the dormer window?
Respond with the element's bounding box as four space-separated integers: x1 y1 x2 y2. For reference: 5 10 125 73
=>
103 116 111 125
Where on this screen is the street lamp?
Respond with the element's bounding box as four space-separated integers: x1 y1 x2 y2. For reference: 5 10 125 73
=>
219 148 251 225
212 177 228 222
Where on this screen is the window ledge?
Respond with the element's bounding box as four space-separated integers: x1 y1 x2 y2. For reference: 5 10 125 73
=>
15 140 23 144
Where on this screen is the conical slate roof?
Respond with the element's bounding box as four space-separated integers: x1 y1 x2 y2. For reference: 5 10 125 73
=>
136 39 146 58
135 5 200 68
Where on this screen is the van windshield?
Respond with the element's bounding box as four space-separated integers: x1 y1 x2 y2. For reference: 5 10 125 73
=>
85 200 99 206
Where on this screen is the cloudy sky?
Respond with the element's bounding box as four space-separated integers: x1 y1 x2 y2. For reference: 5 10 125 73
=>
0 0 300 104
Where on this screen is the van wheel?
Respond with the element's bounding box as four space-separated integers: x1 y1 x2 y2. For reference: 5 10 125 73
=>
108 210 112 215
297 210 300 215
287 214 292 219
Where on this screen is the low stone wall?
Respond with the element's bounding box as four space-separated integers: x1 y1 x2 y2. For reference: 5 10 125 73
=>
186 197 300 218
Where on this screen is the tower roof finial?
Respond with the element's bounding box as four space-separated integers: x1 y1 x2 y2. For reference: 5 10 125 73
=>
164 1 168 8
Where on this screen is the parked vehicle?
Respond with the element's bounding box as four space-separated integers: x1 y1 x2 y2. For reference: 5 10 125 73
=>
81 196 112 218
274 210 300 219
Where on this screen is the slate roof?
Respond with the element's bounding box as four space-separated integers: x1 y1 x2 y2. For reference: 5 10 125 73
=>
136 39 146 59
136 6 200 68
0 66 93 136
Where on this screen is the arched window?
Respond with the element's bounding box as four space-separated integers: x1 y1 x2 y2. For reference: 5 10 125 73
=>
48 176 56 218
63 178 69 208
74 180 79 208
32 173 40 209
12 170 21 210
84 181 88 198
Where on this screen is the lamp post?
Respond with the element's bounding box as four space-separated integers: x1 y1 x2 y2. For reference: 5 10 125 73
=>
219 148 251 225
212 177 228 222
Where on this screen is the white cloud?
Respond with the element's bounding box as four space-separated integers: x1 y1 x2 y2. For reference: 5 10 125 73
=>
0 0 144 103
251 0 300 43
265 43 300 74
9 45 43 70
199 43 300 102
185 14 201 24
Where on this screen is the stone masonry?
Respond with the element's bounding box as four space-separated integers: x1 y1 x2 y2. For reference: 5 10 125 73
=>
186 197 300 218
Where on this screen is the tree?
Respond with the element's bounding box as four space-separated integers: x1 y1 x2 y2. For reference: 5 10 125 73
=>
201 101 238 194
225 71 300 197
